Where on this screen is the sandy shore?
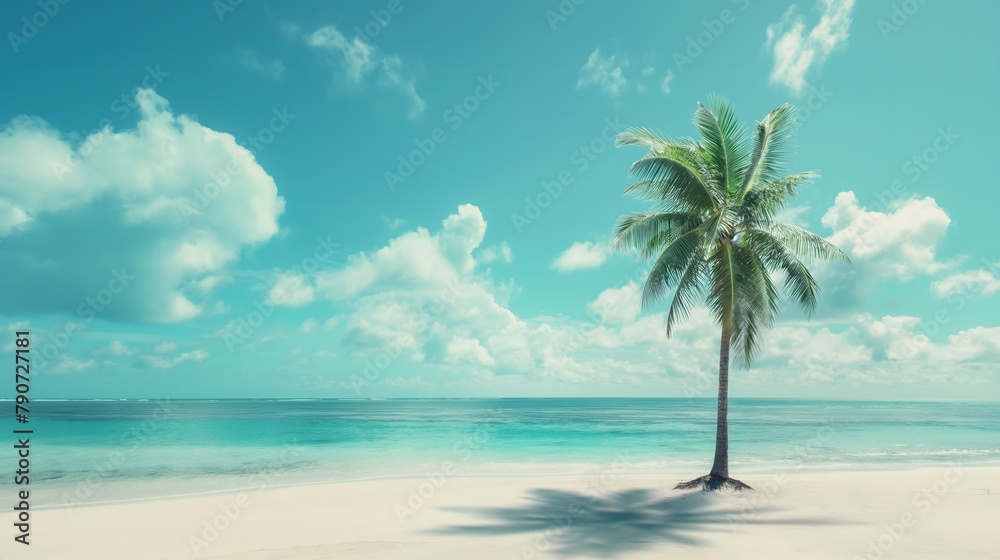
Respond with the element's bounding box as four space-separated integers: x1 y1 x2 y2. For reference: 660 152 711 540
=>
9 467 998 559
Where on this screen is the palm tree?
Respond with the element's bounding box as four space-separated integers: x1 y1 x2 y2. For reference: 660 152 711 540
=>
611 96 849 491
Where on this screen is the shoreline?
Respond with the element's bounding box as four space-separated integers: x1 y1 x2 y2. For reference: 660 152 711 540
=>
23 459 1000 511
11 466 998 559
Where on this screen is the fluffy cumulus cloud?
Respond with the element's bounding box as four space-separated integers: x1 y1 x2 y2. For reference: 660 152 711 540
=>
0 89 285 322
290 23 425 118
587 282 642 325
305 204 528 372
739 313 1000 386
764 0 855 93
577 48 628 97
259 203 995 391
268 205 679 384
931 270 1000 300
268 273 316 307
552 241 609 272
822 191 951 280
479 242 513 264
859 314 1000 366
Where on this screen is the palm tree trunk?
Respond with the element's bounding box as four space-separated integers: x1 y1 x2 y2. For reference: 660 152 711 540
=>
674 327 749 491
709 328 730 478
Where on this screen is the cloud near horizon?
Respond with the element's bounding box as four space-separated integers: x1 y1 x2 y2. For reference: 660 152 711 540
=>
255 202 999 390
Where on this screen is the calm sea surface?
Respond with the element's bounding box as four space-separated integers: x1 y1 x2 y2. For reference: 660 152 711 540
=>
8 398 999 506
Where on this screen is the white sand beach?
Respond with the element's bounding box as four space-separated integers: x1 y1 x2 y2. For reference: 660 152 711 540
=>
13 466 998 560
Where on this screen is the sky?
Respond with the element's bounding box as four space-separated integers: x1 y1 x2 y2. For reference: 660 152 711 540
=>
1 0 998 400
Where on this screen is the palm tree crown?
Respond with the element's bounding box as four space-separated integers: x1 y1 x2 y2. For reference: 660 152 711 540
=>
612 96 849 367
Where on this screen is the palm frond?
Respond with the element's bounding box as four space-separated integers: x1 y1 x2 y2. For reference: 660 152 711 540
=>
730 244 779 366
610 211 695 258
616 127 674 151
641 227 704 310
739 172 818 228
612 97 850 372
746 228 821 315
693 95 749 194
768 222 850 263
736 103 797 201
664 245 707 337
626 156 720 213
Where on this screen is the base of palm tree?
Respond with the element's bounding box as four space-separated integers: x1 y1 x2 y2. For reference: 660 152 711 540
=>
674 474 753 492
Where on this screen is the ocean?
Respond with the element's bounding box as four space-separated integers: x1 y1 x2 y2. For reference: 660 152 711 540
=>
9 398 999 508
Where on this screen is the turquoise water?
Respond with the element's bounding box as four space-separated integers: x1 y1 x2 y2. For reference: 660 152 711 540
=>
7 399 999 506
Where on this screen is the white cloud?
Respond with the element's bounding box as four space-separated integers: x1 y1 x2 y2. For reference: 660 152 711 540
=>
552 241 609 272
480 242 513 264
153 341 177 354
775 205 811 227
48 356 98 375
102 340 135 357
301 318 319 333
139 349 209 369
268 273 315 307
239 48 284 79
443 336 496 366
641 52 655 76
822 191 950 279
278 203 997 390
577 48 627 97
381 214 407 230
294 23 425 117
588 282 642 325
764 0 855 93
931 270 1000 300
661 70 674 94
377 55 426 118
935 327 1000 362
0 89 285 322
859 314 1000 364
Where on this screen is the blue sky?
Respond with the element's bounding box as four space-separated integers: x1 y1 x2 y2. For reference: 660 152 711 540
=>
1 0 998 399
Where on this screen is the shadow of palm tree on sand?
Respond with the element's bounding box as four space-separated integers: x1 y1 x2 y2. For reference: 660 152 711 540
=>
433 487 849 557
